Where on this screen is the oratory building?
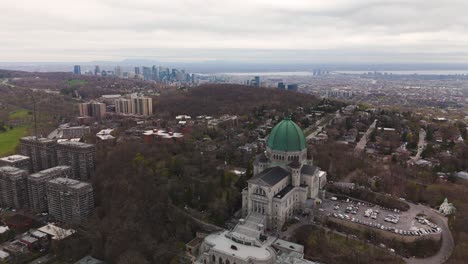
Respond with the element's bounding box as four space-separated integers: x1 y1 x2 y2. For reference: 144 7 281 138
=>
194 119 325 264
242 118 327 231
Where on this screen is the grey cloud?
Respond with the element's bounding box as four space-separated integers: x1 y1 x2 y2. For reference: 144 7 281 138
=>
0 0 467 63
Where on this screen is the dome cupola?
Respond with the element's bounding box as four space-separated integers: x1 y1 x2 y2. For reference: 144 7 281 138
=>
267 118 306 152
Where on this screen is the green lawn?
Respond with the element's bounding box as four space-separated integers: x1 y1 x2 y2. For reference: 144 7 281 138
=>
0 126 28 156
8 109 30 120
67 79 87 86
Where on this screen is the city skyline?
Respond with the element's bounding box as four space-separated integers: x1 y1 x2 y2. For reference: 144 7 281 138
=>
2 0 468 63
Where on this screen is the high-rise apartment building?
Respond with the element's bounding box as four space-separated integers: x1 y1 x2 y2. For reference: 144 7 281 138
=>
28 166 72 212
0 166 29 209
115 98 132 114
56 141 95 181
46 177 94 224
19 137 57 172
73 65 81 75
78 102 106 121
131 96 153 116
0 155 31 172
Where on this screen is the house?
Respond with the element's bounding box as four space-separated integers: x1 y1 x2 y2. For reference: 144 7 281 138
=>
439 198 456 216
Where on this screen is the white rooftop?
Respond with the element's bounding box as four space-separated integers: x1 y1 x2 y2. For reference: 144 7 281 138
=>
0 155 29 162
204 230 273 261
37 224 75 240
0 250 9 259
0 226 9 234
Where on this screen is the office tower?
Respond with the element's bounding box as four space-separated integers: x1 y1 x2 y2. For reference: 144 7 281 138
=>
19 137 57 172
73 65 81 75
277 82 286 90
134 67 141 75
115 98 132 114
46 177 94 224
0 155 31 172
101 70 107 77
0 166 28 209
114 66 123 78
287 84 298 91
254 76 260 87
142 66 152 80
94 65 101 76
28 166 72 212
151 65 159 81
56 141 95 181
78 102 106 121
191 74 196 84
171 69 177 80
131 96 153 116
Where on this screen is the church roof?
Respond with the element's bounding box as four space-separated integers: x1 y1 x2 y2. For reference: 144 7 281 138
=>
249 166 290 187
267 118 306 152
301 164 318 175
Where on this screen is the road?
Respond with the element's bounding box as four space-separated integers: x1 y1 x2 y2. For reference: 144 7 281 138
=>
404 204 454 264
0 78 15 88
310 195 454 264
355 119 378 152
306 110 341 140
410 129 426 162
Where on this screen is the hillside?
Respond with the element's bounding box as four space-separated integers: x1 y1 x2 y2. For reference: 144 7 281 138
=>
157 84 319 116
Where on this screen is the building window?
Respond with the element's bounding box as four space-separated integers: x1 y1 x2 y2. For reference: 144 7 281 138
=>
219 257 223 264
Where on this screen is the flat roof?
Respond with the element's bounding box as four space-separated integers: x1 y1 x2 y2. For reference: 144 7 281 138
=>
30 230 48 238
204 231 273 261
29 166 70 178
0 155 29 162
48 177 90 189
272 239 304 253
37 224 75 240
57 141 94 148
20 136 55 143
20 235 38 244
0 166 27 175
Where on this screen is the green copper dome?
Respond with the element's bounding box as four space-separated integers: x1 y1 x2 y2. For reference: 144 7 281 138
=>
267 118 306 152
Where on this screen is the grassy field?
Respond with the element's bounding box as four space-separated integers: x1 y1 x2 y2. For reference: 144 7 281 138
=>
67 79 87 86
0 126 27 156
8 109 30 120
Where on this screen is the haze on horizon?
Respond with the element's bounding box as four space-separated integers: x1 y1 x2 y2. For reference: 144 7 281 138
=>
2 0 468 64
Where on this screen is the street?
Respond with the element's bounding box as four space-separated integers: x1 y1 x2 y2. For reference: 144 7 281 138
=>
355 119 377 152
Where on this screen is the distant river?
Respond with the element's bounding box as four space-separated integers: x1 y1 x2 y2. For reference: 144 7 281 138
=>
335 70 468 75
203 70 468 76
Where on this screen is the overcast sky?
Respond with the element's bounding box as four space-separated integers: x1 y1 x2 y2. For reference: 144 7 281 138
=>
1 0 468 63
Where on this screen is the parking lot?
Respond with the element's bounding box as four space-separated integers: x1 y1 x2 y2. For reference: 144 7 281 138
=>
320 196 441 237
